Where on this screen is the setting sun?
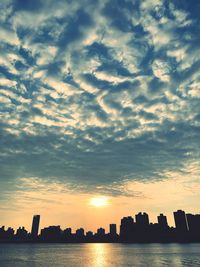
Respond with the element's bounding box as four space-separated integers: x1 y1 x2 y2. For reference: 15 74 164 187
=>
89 196 109 207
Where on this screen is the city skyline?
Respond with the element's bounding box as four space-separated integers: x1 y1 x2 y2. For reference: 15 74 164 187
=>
0 0 200 231
1 209 200 243
1 209 200 234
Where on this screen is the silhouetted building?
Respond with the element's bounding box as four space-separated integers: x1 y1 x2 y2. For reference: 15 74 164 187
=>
86 231 93 238
0 226 14 240
41 226 61 241
186 214 200 233
16 227 28 239
76 228 84 237
173 210 188 232
110 224 117 236
158 213 168 229
135 212 149 228
31 215 40 237
97 228 105 236
120 216 134 240
6 227 15 238
0 226 5 236
63 228 72 236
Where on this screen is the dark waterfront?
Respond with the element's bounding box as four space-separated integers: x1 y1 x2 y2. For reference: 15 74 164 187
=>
0 243 200 267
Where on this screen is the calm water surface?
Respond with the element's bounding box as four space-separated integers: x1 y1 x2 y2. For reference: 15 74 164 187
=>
0 243 199 267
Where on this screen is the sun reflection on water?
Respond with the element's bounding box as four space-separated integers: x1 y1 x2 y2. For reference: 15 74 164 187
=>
87 243 110 267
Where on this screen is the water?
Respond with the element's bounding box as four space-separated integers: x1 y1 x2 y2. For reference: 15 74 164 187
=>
0 243 199 267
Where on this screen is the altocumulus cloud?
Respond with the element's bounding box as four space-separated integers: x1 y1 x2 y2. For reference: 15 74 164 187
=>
0 0 200 196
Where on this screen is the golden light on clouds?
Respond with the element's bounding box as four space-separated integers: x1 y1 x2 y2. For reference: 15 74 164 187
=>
89 196 109 207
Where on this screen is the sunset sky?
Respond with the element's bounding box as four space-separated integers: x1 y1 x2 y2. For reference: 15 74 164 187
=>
0 0 200 233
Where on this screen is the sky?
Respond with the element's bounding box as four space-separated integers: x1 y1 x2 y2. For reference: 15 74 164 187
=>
0 0 200 233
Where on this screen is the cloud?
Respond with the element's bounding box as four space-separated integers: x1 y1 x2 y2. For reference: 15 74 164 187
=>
0 0 200 198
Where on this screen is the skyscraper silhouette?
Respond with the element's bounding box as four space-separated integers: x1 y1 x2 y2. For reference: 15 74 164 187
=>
186 214 200 233
173 210 188 232
120 216 134 241
135 212 149 228
109 224 117 236
31 215 40 237
158 213 168 229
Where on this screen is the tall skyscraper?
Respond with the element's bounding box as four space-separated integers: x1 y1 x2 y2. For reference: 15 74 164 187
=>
109 224 117 236
158 213 168 229
186 214 200 233
120 216 134 238
173 210 188 232
31 215 40 237
135 212 149 228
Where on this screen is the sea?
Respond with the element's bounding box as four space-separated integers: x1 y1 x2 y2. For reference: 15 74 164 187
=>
0 243 199 267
